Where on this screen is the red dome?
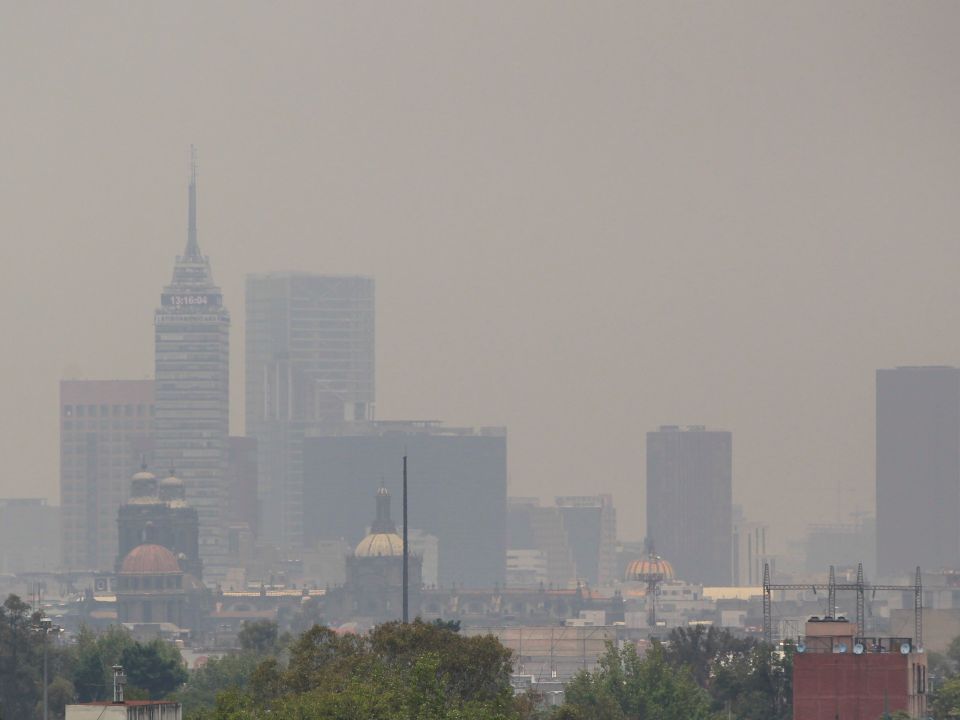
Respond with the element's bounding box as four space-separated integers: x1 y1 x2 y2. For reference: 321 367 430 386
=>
120 544 181 574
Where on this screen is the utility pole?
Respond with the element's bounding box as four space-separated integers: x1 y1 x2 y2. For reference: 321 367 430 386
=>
402 454 409 623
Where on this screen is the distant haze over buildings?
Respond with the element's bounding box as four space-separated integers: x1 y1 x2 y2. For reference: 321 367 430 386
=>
4 3 960 550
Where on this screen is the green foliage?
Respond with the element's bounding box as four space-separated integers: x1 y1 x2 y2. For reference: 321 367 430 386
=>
370 620 514 705
180 619 520 719
662 625 755 689
431 618 462 633
120 638 189 699
73 624 138 701
175 652 261 713
933 675 960 720
658 626 792 720
561 642 712 720
0 595 48 719
237 620 279 656
45 676 76 719
947 636 960 673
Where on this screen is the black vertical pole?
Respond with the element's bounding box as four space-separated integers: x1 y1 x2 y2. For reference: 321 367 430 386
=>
403 454 409 623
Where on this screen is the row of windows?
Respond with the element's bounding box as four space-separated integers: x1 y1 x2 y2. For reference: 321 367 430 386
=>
62 422 150 433
118 575 182 590
63 404 154 418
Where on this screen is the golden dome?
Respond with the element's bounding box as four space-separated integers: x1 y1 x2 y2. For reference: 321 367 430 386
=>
625 555 675 581
355 532 404 557
159 473 183 487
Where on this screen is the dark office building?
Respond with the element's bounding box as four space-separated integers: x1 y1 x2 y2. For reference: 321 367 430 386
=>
226 436 258 536
646 425 732 586
303 422 507 587
877 366 960 577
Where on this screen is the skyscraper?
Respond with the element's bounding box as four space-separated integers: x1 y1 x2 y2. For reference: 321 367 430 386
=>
646 425 732 586
555 495 618 586
302 421 507 587
876 366 960 576
245 273 374 548
60 379 154 571
154 149 230 579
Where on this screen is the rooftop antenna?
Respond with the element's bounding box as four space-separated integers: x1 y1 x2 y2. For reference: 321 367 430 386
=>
402 453 409 623
186 145 200 258
828 565 836 617
112 665 126 704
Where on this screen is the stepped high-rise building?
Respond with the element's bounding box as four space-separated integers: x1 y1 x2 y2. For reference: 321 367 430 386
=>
154 149 231 579
646 425 732 586
245 273 374 548
877 366 960 576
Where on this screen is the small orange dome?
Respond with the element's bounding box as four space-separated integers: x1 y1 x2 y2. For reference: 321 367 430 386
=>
625 555 675 581
120 544 181 574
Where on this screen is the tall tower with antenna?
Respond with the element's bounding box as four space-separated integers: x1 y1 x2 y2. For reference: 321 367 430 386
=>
154 147 231 581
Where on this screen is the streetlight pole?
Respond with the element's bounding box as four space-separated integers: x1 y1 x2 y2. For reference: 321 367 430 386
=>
40 617 51 720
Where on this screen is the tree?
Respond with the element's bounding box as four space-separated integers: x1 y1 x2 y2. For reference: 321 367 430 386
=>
120 639 188 699
948 636 960 673
370 619 514 705
559 642 712 720
43 676 75 720
237 620 278 656
933 675 960 720
284 624 370 694
72 625 136 702
0 595 43 719
662 625 755 690
176 620 521 719
174 652 261 713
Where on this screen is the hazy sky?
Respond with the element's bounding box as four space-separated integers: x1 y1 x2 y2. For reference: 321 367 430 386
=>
2 2 959 549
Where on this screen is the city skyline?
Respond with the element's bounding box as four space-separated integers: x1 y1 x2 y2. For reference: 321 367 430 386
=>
4 3 960 551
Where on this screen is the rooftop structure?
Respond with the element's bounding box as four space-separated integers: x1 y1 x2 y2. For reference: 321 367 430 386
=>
793 616 927 719
66 702 181 720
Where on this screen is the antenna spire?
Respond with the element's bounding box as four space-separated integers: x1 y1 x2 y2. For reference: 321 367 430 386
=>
185 145 200 259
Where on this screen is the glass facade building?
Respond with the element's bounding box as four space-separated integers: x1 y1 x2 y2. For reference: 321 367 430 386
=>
646 425 733 586
245 273 374 549
876 366 960 577
59 379 154 571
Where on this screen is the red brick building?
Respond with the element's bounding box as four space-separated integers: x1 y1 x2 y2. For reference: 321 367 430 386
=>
793 618 927 719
